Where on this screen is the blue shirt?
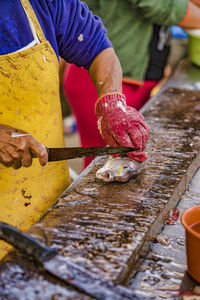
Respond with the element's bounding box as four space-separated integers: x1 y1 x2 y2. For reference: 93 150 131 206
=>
0 0 112 68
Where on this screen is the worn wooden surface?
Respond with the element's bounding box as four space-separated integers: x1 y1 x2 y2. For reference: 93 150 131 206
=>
1 86 200 299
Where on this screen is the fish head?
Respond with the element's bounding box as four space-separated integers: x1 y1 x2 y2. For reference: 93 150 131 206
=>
96 156 143 183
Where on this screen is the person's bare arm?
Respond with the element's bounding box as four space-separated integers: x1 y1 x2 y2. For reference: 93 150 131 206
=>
190 0 200 8
88 47 150 162
179 1 200 29
88 48 122 97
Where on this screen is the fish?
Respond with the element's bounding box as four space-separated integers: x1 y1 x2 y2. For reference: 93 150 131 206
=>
96 156 144 183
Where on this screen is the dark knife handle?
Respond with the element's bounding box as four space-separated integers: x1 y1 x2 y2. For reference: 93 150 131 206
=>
0 222 57 262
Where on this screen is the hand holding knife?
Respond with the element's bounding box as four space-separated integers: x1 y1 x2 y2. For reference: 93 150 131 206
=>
11 132 140 161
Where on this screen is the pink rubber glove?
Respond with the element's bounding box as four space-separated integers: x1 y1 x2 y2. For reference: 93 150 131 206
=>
95 93 149 161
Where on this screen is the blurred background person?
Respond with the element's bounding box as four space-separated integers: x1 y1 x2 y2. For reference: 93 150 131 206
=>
167 25 188 71
63 0 200 168
150 25 188 96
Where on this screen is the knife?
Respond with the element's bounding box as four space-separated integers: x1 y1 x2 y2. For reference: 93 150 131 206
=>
11 133 139 161
0 222 141 300
45 146 139 161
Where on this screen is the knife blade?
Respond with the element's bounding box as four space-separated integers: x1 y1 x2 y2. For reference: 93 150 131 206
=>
0 222 141 300
11 133 139 161
46 146 140 161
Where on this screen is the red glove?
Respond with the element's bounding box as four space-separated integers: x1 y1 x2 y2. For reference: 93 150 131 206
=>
95 93 149 161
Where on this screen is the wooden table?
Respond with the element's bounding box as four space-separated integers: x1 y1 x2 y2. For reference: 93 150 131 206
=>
1 60 200 299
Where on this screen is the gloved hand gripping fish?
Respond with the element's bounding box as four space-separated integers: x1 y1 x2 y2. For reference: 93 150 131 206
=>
95 93 149 183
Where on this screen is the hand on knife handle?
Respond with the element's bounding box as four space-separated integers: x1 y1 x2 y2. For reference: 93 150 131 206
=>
0 124 48 169
7 126 141 165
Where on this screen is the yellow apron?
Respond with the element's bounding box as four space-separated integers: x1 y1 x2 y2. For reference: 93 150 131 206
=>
0 0 70 259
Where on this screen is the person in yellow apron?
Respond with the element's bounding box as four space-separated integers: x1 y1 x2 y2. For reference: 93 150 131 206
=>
0 0 150 259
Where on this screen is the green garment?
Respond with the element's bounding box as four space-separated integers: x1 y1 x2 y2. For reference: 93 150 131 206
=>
85 0 188 81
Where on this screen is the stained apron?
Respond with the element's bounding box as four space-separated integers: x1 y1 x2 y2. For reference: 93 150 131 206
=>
0 0 70 259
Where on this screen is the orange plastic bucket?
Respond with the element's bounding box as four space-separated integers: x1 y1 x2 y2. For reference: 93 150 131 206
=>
181 205 200 283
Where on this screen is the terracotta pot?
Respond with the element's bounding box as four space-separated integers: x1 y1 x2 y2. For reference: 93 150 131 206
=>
181 205 200 283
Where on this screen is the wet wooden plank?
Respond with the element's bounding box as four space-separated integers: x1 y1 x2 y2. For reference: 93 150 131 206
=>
1 87 200 297
0 252 91 300
34 88 200 282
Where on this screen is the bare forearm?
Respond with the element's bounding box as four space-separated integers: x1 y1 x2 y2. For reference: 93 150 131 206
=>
190 0 200 8
91 49 149 161
88 48 122 98
180 1 200 29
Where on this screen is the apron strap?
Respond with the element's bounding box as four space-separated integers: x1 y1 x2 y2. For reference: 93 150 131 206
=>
19 0 47 43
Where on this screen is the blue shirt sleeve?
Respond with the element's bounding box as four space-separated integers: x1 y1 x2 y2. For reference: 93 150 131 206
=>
0 0 112 69
32 0 112 68
55 0 112 68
